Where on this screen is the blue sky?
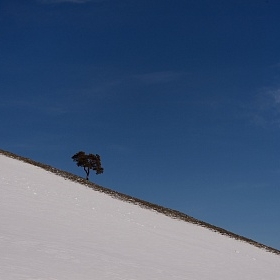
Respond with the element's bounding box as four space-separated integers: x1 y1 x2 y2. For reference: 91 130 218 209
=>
1 0 280 249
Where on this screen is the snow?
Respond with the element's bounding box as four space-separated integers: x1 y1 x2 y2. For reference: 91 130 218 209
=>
1 154 279 280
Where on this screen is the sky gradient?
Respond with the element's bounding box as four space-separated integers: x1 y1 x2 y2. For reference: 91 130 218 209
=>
1 0 280 249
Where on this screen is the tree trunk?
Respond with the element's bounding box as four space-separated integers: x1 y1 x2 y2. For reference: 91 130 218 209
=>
84 167 90 180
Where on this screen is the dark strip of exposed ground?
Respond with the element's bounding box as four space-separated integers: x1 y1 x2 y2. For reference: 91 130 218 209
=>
1 148 279 256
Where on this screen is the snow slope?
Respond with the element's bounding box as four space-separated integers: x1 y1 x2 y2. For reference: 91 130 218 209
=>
1 154 279 280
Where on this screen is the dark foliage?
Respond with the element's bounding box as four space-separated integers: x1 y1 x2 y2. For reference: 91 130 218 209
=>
72 151 104 180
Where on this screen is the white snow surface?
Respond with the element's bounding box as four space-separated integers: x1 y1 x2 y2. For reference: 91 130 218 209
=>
1 155 279 280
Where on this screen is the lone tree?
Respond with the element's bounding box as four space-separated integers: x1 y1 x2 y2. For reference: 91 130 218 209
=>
72 151 104 180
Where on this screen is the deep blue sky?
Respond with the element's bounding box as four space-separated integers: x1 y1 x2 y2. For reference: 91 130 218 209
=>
1 0 280 249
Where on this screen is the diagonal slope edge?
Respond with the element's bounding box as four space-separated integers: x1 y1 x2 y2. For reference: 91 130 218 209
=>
0 148 279 256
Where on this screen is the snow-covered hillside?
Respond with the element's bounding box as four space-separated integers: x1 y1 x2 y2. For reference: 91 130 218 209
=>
1 154 279 280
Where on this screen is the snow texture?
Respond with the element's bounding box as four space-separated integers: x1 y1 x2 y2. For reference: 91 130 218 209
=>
1 154 279 279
